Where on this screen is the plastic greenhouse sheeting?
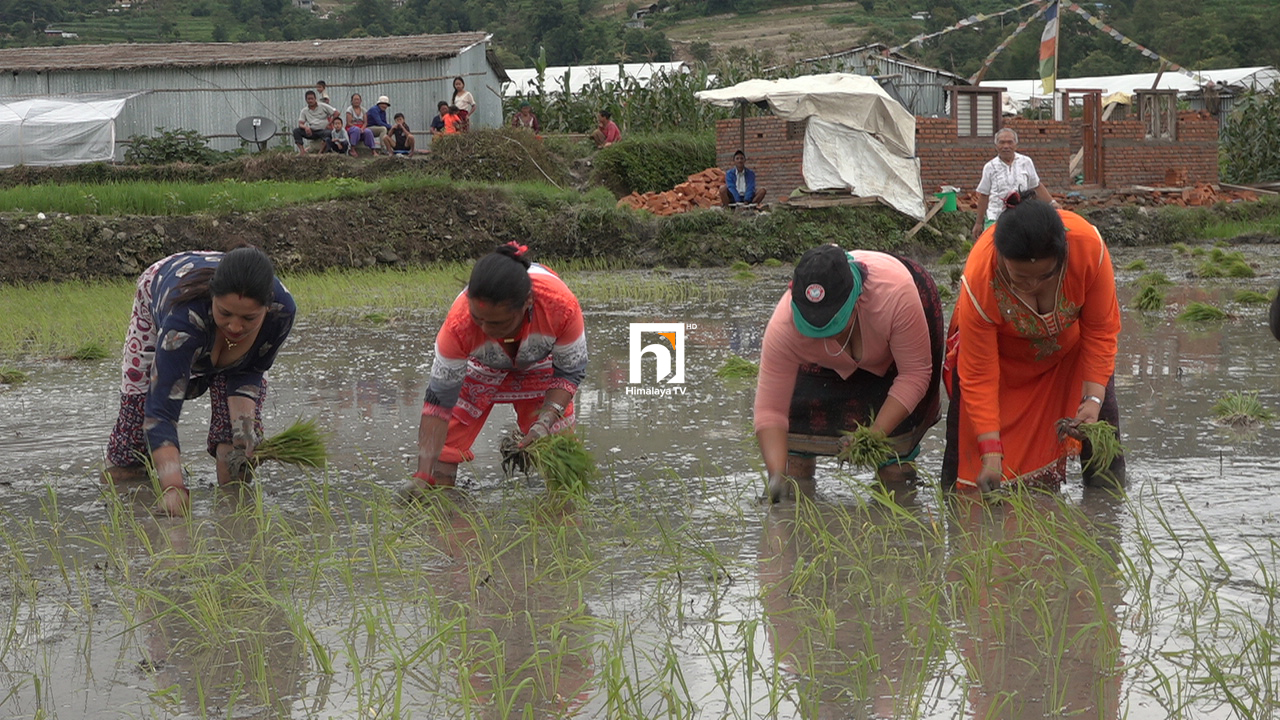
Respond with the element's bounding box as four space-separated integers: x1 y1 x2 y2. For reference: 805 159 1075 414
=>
0 92 142 168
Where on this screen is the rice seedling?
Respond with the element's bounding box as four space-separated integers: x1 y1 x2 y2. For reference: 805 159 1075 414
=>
733 269 757 281
1171 242 1191 255
254 418 329 468
1124 259 1147 271
837 424 894 471
362 312 394 325
938 249 960 264
1233 289 1270 304
763 258 783 268
1073 420 1125 479
1137 271 1173 287
1211 390 1275 426
730 260 752 272
1190 246 1207 257
1133 285 1165 311
1178 301 1229 322
520 433 596 493
64 341 111 361
0 366 27 384
715 354 759 379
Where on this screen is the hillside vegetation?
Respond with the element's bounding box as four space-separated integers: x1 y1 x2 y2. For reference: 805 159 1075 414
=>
5 0 1276 81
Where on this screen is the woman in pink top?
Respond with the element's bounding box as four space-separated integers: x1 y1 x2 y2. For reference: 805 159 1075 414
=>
755 245 943 502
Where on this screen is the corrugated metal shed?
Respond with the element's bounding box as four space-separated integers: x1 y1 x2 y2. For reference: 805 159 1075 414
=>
794 43 968 118
0 32 507 158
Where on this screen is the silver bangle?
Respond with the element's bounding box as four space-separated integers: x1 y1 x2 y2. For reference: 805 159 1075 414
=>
545 400 567 417
1081 395 1103 406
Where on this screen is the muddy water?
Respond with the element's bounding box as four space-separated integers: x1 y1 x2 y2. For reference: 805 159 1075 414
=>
2 246 1280 719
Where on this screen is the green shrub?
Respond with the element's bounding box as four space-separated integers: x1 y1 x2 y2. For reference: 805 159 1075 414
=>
125 127 232 165
591 132 716 195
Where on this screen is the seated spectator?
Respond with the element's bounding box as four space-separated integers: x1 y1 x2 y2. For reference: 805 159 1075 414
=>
345 93 378 156
430 101 451 137
366 96 394 144
382 112 415 155
443 105 466 135
720 150 767 206
292 90 336 154
511 102 541 132
591 110 621 149
326 116 352 155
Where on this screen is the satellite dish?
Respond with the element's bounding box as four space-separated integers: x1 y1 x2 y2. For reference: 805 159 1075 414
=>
235 116 278 151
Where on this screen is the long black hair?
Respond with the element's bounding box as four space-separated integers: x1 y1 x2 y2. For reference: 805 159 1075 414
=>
168 247 276 308
467 242 532 309
993 191 1067 263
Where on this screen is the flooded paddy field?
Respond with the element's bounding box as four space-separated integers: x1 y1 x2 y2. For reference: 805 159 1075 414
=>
3 245 1280 719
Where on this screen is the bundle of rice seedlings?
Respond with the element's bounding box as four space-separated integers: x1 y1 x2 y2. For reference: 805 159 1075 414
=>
1233 289 1270 304
1178 302 1229 323
716 355 759 379
1171 242 1191 255
0 367 27 384
255 418 329 468
1124 259 1147 271
65 342 110 361
763 258 784 268
1075 420 1125 478
1132 285 1165 312
837 424 895 471
1136 271 1172 287
524 433 596 494
729 260 752 272
938 249 960 264
1211 390 1276 427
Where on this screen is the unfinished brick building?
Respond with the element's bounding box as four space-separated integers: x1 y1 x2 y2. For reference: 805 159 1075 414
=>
714 85 1220 203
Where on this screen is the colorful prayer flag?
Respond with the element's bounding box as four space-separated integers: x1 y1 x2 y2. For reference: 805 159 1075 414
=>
1039 1 1059 94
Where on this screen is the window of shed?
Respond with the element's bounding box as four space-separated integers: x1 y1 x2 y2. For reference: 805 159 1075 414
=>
950 87 1002 138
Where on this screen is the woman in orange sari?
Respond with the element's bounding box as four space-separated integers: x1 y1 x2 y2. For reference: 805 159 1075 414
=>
941 193 1124 492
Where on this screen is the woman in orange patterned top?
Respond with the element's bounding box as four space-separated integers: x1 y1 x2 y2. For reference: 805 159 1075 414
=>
941 193 1124 493
402 242 588 496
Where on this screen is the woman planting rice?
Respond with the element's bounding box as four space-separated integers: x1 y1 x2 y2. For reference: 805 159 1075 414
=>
755 244 944 503
941 192 1124 492
403 242 588 495
103 247 296 516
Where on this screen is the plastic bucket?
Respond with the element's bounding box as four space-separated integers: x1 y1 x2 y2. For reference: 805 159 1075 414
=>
933 190 958 212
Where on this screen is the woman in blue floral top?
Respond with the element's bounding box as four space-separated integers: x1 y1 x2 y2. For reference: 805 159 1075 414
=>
104 247 296 516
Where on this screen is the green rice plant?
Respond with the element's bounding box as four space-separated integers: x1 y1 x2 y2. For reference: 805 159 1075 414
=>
65 341 110 361
1074 420 1125 479
729 260 752 272
1124 259 1147 271
1211 390 1275 426
837 424 894 471
0 366 26 384
1178 301 1229 322
715 354 759 379
1233 289 1271 304
523 433 596 493
763 258 783 267
1137 271 1173 287
1172 242 1191 255
362 312 394 325
1190 246 1207 257
255 418 328 468
938 249 959 264
1133 285 1165 312
733 269 757 281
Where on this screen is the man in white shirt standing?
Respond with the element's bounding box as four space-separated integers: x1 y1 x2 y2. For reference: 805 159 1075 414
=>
971 127 1057 239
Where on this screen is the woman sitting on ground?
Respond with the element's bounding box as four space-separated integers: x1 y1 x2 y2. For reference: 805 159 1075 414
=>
755 244 944 502
403 242 588 496
941 192 1124 493
104 247 297 516
344 93 378 155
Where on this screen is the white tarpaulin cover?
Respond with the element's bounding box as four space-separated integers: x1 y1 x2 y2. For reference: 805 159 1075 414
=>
696 73 925 220
0 92 141 168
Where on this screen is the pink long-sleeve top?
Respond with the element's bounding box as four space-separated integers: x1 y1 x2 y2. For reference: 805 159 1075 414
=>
753 250 933 433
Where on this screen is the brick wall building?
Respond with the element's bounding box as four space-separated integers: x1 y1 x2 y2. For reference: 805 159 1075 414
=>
715 110 1220 200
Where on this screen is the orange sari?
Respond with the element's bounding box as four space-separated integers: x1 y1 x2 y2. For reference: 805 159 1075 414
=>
945 210 1120 488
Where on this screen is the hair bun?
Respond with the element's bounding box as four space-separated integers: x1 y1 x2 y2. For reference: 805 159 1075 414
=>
1003 191 1022 210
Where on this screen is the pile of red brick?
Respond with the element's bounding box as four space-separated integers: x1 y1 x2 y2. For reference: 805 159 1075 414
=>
617 168 725 216
955 184 1261 212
